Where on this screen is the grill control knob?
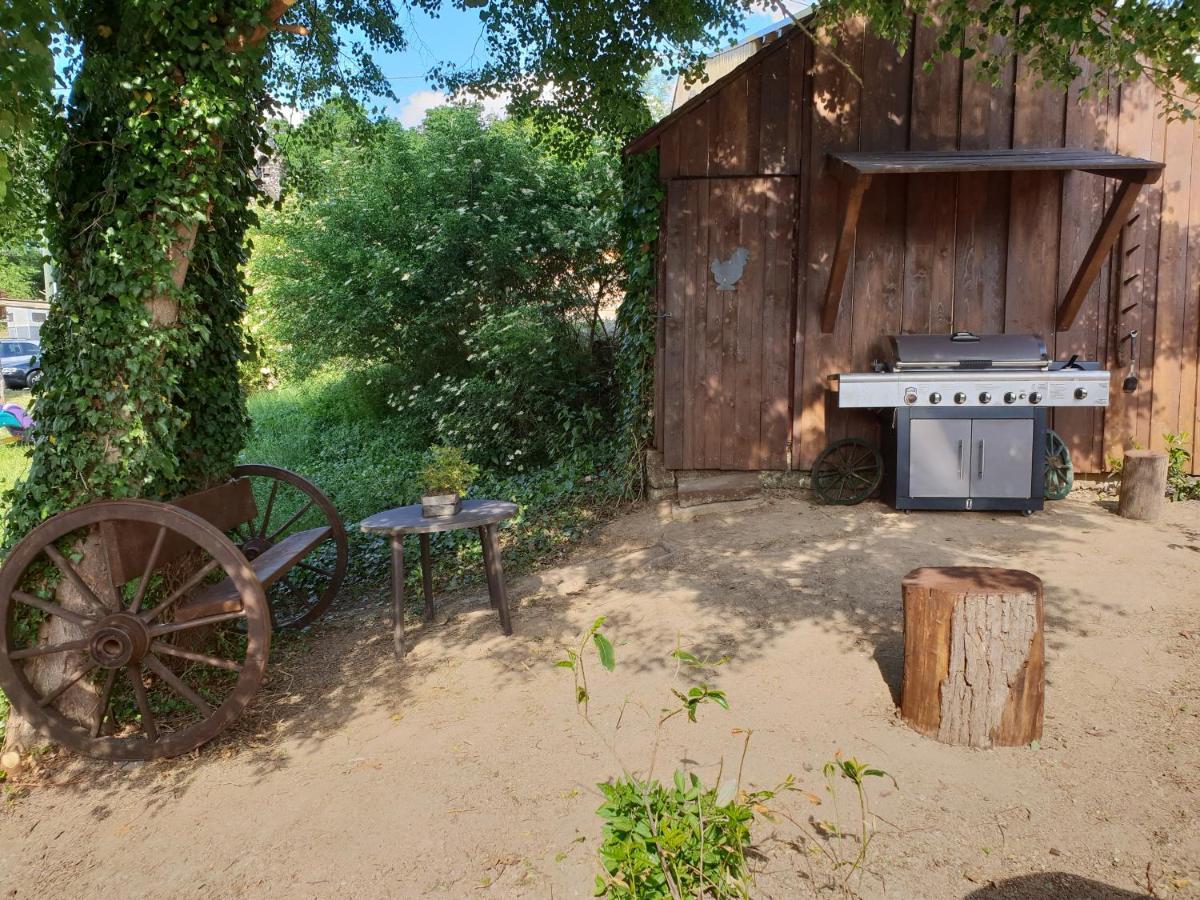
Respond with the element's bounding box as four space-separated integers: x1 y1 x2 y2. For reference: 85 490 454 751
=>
929 392 942 404
904 388 918 405
1029 391 1043 404
1074 387 1088 400
979 391 992 404
1004 391 1018 404
954 391 968 405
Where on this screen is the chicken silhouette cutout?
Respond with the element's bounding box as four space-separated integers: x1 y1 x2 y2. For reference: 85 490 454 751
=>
710 247 749 291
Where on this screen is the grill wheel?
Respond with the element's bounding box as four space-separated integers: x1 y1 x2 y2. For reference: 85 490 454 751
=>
1044 429 1074 500
811 438 884 505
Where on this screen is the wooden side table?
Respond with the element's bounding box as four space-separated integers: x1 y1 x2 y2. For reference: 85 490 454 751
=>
359 500 518 658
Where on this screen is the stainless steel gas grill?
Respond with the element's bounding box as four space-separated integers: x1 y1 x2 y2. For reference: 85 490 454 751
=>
827 332 1110 514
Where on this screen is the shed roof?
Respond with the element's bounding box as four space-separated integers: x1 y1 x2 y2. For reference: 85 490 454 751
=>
829 149 1165 178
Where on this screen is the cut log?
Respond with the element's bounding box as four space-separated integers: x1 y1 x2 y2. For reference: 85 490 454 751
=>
1117 450 1168 521
901 567 1044 748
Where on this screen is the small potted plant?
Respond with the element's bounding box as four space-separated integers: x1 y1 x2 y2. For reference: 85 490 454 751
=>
419 445 479 518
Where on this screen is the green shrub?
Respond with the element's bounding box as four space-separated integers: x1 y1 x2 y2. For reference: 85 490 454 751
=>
247 106 623 474
396 304 615 470
420 445 479 496
1164 432 1200 501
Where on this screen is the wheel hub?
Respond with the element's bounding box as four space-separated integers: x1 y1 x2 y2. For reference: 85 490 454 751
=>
88 614 150 669
240 537 273 561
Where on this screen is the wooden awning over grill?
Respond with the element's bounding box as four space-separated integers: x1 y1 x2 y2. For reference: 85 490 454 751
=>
820 148 1165 334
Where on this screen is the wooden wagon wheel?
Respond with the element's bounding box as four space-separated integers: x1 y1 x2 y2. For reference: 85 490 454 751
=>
231 464 347 630
811 438 884 505
0 500 270 761
1044 428 1074 500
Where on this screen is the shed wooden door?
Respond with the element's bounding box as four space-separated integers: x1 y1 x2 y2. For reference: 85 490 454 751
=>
662 177 797 470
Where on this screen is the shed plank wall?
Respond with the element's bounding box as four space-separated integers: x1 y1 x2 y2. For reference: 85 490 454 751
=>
654 24 1200 474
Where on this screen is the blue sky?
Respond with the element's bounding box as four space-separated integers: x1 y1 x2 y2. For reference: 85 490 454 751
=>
372 4 798 126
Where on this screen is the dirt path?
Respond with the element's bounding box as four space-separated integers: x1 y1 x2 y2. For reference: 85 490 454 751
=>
1 493 1198 898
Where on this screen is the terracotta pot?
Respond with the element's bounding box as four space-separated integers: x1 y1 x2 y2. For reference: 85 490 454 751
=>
421 493 461 518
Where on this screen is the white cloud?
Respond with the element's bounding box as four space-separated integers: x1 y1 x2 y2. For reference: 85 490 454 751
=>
397 88 511 128
398 89 450 127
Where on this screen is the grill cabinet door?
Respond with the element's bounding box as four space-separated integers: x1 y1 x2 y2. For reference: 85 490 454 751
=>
908 419 972 497
969 419 1033 499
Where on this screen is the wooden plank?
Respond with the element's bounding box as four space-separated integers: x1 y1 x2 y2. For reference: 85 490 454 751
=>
831 149 1163 174
788 33 813 465
745 63 763 174
711 73 750 176
1104 75 1158 462
689 181 711 469
717 179 743 467
1185 125 1200 472
759 45 790 174
101 480 258 587
760 177 797 468
901 19 960 334
653 185 668 454
954 34 1013 334
820 173 872 333
658 125 680 180
678 101 711 177
784 34 806 176
1057 176 1150 331
849 28 912 370
1054 62 1115 473
703 180 727 467
797 19 865 465
1149 114 1196 450
733 180 766 467
1004 50 1065 342
661 180 690 469
1138 111 1169 450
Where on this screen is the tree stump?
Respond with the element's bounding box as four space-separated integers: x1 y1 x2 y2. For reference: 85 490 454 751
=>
1118 450 1168 521
900 567 1044 748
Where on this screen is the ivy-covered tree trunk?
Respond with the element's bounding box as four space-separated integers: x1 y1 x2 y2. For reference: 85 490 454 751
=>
2 2 263 751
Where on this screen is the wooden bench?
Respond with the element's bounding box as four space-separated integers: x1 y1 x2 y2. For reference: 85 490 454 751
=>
0 464 347 761
99 478 332 623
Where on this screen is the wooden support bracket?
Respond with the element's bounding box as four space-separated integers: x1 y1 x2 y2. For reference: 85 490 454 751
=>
1055 168 1161 332
821 173 872 333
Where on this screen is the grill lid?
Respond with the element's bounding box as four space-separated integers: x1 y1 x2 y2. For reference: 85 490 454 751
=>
887 332 1049 370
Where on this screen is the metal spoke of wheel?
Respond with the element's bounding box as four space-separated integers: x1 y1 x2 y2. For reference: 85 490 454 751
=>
38 660 97 708
296 560 333 579
257 480 280 540
13 590 96 627
129 525 168 614
10 636 91 661
139 558 221 623
127 666 158 741
42 544 108 615
144 655 214 718
148 609 245 638
91 670 117 739
151 640 242 673
266 500 314 544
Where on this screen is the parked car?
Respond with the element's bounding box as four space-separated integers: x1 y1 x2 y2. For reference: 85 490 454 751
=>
1 340 42 389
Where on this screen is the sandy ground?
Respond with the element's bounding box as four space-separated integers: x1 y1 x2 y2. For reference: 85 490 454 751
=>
1 491 1198 899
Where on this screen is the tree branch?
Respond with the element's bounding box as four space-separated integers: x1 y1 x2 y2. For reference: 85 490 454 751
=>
226 0 300 52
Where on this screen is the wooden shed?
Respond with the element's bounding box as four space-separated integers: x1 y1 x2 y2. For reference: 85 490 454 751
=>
625 20 1200 475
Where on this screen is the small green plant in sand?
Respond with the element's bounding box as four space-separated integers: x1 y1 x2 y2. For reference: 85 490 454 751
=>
556 618 895 898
